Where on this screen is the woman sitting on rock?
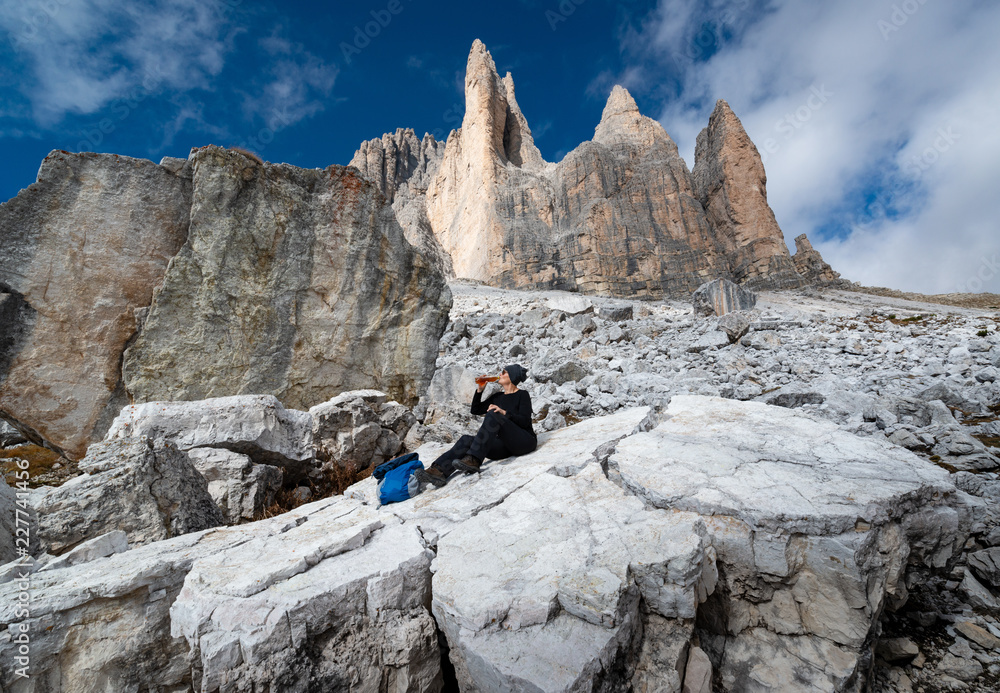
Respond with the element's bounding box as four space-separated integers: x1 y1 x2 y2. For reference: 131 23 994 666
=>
415 364 537 488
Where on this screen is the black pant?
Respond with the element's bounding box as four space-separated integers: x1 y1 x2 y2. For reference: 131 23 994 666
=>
432 412 537 475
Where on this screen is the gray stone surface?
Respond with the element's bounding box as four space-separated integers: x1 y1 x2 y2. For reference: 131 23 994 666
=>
0 151 190 460
123 145 451 411
0 421 26 448
0 497 443 693
42 530 128 571
106 394 313 472
609 395 964 691
432 464 716 692
34 439 224 554
310 390 412 472
716 311 751 342
968 547 1000 588
186 448 282 524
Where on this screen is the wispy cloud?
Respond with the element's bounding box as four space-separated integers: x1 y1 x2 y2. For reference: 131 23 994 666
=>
240 29 339 130
613 0 1000 293
0 0 239 126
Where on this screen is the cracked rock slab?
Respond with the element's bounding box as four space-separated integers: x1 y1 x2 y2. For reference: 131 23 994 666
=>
432 464 716 692
35 438 224 554
171 502 440 693
347 406 655 534
0 494 441 693
609 395 963 692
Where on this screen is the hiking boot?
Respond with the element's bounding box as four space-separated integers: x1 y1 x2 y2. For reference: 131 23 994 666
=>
453 455 483 474
414 466 449 488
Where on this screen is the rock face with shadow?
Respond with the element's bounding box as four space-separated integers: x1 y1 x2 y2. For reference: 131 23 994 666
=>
0 151 191 460
0 145 451 460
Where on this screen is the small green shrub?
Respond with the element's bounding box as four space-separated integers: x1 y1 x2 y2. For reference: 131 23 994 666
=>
977 329 989 337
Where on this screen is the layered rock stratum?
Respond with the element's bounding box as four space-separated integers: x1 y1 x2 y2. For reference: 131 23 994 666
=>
0 147 451 460
350 40 840 299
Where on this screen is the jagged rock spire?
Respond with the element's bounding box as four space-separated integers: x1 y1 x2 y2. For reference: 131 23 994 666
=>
693 99 804 288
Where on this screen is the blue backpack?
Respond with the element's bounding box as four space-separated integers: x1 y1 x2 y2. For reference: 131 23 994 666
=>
373 452 420 481
377 456 424 505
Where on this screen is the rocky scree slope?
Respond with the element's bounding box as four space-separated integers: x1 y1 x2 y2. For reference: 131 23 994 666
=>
413 280 1000 692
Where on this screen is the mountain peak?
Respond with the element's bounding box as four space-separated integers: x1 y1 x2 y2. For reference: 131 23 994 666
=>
593 84 670 149
602 85 640 119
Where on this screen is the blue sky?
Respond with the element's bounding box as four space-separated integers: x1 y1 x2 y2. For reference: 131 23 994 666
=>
1 0 997 294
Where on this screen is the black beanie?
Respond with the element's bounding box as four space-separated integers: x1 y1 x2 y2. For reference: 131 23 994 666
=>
504 363 527 385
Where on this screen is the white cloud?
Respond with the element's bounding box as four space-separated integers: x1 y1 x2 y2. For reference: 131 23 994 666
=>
0 0 239 125
620 0 1000 294
239 30 339 133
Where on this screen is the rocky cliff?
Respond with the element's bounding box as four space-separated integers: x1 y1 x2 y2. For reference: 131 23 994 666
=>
123 146 450 413
353 40 842 299
349 128 454 276
0 147 452 460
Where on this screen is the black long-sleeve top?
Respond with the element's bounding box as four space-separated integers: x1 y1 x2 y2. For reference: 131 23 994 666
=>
472 388 536 436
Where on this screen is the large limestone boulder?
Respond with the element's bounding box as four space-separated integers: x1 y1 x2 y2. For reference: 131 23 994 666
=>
0 496 442 693
0 151 191 460
123 146 451 412
170 502 441 692
310 390 414 473
692 278 758 316
186 448 282 524
34 438 224 554
609 395 967 692
106 395 312 470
